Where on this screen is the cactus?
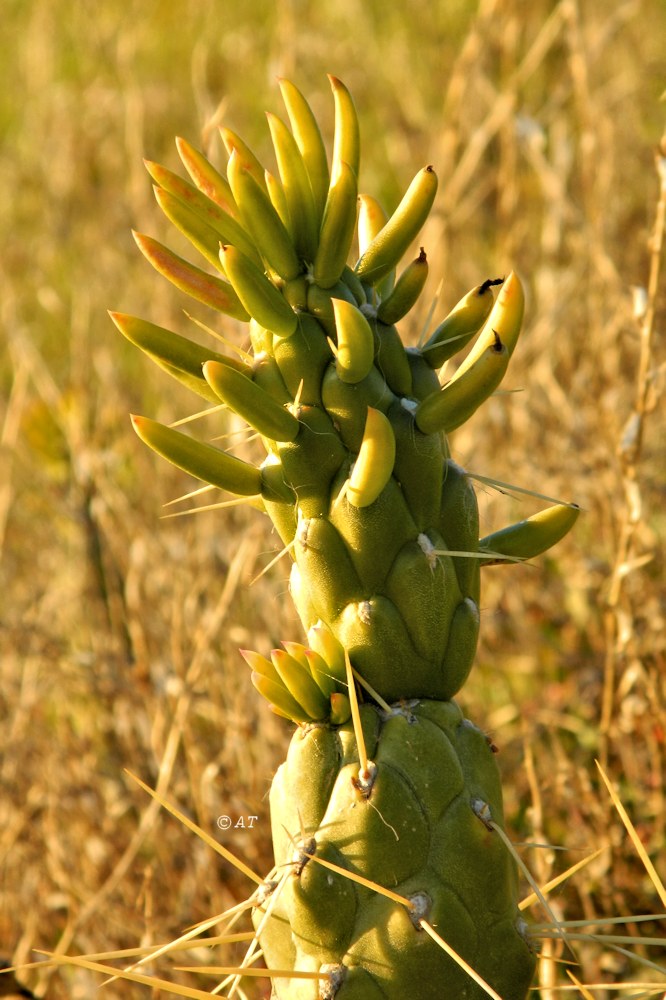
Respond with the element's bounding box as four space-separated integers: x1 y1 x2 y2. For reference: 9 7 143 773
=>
115 77 579 999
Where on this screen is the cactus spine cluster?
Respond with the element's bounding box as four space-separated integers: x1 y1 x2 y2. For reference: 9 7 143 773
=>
115 77 579 999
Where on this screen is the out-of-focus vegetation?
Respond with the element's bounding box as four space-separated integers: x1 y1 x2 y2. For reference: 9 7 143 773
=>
1 1 664 997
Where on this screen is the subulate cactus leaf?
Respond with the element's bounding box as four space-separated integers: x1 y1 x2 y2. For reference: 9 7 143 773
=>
339 265 367 306
284 274 309 311
307 621 346 684
132 232 250 320
303 650 337 699
420 278 499 369
240 647 282 685
314 160 359 289
251 353 292 406
271 648 329 720
305 278 356 337
452 269 525 380
259 458 297 504
130 415 263 496
110 312 250 401
414 335 510 435
479 502 581 565
346 407 396 509
220 244 298 338
329 75 361 181
329 692 351 724
219 126 268 191
202 359 301 443
153 185 234 271
227 149 302 281
251 670 313 724
120 77 579 1000
175 135 238 216
355 166 438 286
147 161 259 263
280 640 311 671
404 350 442 405
248 317 274 355
331 299 375 385
267 111 320 260
265 167 290 227
376 247 429 325
357 193 387 257
278 78 330 221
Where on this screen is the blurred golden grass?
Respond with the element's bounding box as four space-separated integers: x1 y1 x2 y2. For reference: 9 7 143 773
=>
1 0 664 997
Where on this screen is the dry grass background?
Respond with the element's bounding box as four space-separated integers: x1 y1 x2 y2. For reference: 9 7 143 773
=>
1 0 665 997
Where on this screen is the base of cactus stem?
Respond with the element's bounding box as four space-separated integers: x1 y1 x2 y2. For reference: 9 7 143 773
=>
254 699 536 1000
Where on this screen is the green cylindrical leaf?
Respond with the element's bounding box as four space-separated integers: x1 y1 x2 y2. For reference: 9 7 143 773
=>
355 166 438 286
111 312 250 400
314 161 358 289
372 320 413 397
332 299 375 384
133 232 250 320
271 649 328 720
220 127 268 192
267 112 319 260
227 149 301 281
220 245 298 338
302 648 337 699
251 671 311 724
279 78 330 222
376 248 429 325
131 415 262 496
175 136 238 216
203 360 300 443
330 75 360 179
414 338 509 435
479 503 580 564
147 161 258 262
420 279 499 369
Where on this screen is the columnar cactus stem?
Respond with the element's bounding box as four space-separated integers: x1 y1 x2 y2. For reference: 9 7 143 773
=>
116 77 579 999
